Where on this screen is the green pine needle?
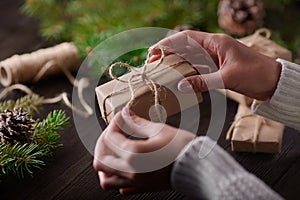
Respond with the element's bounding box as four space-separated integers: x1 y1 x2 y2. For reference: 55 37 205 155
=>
22 0 300 68
0 96 69 179
0 143 45 177
32 110 69 153
21 0 211 57
0 94 43 116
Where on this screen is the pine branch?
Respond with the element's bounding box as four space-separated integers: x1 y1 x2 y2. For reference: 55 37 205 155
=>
0 95 44 116
22 0 206 57
21 0 224 77
22 0 300 63
0 110 69 179
0 143 45 178
32 110 69 154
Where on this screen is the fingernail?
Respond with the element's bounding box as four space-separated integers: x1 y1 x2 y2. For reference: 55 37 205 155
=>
193 65 211 74
122 107 135 116
178 80 194 92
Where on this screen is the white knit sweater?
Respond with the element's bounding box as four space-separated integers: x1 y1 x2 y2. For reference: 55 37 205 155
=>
172 137 283 200
254 59 300 130
171 59 300 199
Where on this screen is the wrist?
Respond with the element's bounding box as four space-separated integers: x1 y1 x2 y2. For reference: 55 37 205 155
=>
253 58 300 130
171 137 247 199
268 59 282 98
256 55 282 100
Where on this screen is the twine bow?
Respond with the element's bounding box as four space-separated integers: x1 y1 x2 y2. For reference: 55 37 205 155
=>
226 114 267 152
103 46 165 124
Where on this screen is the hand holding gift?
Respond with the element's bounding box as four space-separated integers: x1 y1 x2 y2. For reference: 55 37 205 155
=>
94 30 298 199
96 42 211 124
93 108 195 195
149 30 287 153
150 30 282 101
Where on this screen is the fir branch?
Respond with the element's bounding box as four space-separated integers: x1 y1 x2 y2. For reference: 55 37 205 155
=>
0 143 45 178
0 94 44 116
22 0 300 62
0 110 69 179
22 0 206 57
32 110 69 154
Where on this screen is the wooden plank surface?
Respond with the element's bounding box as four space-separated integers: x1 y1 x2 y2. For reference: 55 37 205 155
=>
0 0 300 199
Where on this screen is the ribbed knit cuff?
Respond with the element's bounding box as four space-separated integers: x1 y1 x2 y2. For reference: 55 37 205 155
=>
253 59 300 130
171 136 283 200
218 173 283 200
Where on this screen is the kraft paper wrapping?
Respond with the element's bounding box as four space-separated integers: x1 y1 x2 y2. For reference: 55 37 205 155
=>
238 28 292 61
96 54 203 124
219 89 253 106
227 104 284 153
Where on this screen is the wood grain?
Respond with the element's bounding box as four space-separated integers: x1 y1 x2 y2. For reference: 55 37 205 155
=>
0 0 300 199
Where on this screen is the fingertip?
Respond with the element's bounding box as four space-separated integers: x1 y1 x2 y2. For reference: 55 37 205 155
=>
122 107 151 128
122 107 135 117
119 188 139 195
149 48 161 55
93 159 101 171
110 111 123 124
119 188 127 195
148 55 161 63
193 64 212 74
177 79 194 93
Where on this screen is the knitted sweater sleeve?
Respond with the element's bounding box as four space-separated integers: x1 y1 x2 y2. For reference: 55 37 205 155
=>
253 59 300 131
171 136 283 200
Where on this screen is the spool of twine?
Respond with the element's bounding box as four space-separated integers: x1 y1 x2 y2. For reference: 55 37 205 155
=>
0 42 93 118
0 42 80 86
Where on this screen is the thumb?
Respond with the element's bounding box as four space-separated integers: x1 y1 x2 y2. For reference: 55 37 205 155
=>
177 71 224 93
121 107 163 138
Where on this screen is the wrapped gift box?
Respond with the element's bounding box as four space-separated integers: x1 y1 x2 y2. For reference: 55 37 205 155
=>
224 28 289 153
238 28 292 61
96 54 203 124
218 89 253 106
226 104 284 153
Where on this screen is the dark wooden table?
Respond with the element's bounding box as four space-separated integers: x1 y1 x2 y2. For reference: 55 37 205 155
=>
0 1 300 199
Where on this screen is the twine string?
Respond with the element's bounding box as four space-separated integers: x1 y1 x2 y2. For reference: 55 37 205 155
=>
252 116 266 152
0 84 34 99
246 28 278 57
0 59 93 118
106 45 166 123
249 28 271 47
102 45 189 124
33 60 56 82
226 114 267 152
0 42 79 87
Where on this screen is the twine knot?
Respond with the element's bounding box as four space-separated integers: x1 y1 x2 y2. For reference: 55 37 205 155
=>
106 45 167 123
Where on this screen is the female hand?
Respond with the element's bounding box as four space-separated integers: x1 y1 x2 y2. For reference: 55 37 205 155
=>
93 108 195 195
149 30 282 101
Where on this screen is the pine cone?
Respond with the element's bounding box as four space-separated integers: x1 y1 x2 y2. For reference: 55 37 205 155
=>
0 108 35 144
218 0 265 36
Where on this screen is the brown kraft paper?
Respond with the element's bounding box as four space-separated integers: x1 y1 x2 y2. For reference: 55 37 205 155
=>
238 28 292 61
227 104 284 153
95 54 203 124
